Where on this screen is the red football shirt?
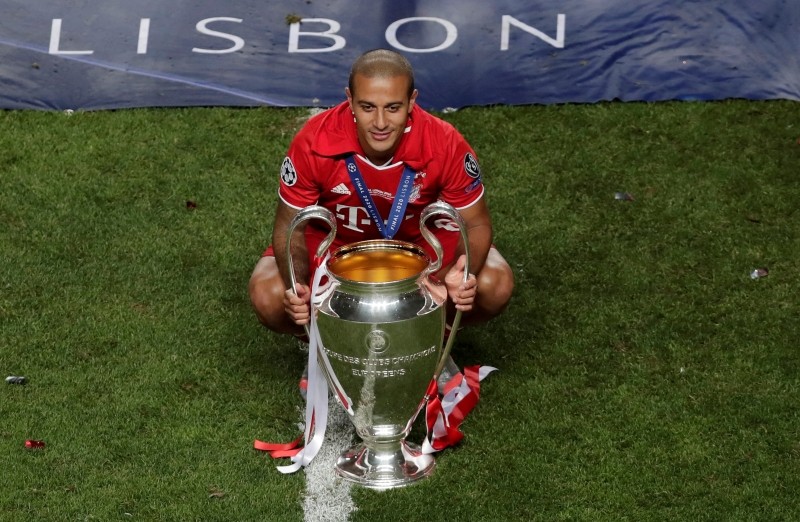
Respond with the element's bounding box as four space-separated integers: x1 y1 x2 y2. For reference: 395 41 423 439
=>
275 102 484 267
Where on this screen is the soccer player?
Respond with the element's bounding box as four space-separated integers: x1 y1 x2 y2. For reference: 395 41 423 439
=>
249 49 513 340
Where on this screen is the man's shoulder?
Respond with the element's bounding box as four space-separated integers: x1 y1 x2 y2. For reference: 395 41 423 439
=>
407 106 471 167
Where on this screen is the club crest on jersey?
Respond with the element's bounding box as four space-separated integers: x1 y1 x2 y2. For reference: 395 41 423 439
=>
280 157 297 186
409 183 422 202
464 153 481 179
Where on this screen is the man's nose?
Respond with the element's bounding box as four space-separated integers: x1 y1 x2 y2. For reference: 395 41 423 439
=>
375 110 387 128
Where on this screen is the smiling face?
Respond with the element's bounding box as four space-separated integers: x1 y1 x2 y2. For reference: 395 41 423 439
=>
346 73 418 165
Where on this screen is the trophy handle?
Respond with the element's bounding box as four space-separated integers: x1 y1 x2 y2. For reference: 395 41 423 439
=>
419 201 470 382
285 205 337 327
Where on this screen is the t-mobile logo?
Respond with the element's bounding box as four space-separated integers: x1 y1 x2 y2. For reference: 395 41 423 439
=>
335 204 372 233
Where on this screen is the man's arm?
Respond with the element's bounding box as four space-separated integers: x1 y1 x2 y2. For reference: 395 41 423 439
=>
271 199 316 326
457 196 493 276
442 196 493 312
271 200 309 290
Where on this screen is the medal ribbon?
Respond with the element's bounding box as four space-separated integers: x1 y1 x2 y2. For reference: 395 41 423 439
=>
344 155 415 239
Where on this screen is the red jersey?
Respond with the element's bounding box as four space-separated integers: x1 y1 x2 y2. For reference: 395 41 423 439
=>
276 102 484 265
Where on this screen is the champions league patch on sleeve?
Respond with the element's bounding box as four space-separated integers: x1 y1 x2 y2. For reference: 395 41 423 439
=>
463 152 482 193
464 152 481 179
280 156 297 186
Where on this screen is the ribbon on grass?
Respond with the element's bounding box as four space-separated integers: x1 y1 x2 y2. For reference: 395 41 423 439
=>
422 365 497 453
253 254 339 473
253 435 304 459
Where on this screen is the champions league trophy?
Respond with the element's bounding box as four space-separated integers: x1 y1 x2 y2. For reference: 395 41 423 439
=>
286 201 469 490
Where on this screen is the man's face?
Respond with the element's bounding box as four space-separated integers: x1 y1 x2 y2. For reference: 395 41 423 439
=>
346 74 418 165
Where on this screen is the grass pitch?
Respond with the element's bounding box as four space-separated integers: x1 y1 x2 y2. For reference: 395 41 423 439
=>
1 99 799 521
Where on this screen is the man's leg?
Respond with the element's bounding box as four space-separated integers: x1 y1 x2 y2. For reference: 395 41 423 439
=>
465 247 514 325
248 256 305 336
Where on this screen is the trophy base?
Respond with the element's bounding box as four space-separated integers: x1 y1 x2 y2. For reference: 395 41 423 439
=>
335 441 435 490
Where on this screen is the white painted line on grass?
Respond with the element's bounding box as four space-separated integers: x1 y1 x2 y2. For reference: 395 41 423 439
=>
302 396 356 522
296 105 355 522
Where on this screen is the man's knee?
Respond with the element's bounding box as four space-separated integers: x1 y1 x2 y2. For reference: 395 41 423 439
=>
476 249 514 317
248 257 292 332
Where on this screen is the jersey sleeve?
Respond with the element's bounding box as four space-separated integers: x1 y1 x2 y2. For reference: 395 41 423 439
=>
437 126 485 210
277 129 321 209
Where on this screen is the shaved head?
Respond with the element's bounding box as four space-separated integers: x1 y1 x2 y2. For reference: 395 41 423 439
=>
348 49 415 98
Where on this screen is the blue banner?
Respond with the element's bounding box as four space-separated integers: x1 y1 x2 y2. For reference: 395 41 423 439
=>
0 1 798 111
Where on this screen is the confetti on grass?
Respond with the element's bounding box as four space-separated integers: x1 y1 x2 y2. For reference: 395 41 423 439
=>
208 487 226 499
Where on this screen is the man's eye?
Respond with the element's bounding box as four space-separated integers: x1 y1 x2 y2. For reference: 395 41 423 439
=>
360 105 374 112
387 105 401 112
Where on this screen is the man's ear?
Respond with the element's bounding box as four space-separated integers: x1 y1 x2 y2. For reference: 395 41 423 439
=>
408 88 419 113
345 87 354 111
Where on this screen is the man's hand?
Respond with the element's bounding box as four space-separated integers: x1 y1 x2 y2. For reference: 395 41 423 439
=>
444 254 478 312
284 283 311 325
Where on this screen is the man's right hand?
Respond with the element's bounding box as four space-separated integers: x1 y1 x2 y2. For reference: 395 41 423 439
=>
284 284 311 325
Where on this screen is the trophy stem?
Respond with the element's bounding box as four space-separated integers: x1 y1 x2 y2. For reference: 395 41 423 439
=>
335 440 435 490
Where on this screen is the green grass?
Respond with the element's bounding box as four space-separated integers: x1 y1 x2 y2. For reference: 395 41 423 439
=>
1 100 799 521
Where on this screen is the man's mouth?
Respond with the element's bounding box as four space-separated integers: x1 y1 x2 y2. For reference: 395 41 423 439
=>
370 130 392 142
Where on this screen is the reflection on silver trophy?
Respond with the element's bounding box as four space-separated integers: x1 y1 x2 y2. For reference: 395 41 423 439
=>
286 201 469 490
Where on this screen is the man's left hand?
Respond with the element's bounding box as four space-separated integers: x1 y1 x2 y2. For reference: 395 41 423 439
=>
444 254 477 312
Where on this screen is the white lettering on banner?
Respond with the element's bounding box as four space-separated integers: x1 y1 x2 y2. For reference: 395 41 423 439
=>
137 18 150 54
385 17 458 53
193 17 245 54
501 14 566 50
49 19 93 55
288 19 346 53
47 14 567 56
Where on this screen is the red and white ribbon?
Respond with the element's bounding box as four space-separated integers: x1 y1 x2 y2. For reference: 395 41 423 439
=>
422 365 497 454
254 254 337 473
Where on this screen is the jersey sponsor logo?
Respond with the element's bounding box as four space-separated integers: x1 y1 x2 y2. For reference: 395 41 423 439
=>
464 152 481 178
280 156 297 186
336 203 415 233
332 183 351 195
336 204 372 233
